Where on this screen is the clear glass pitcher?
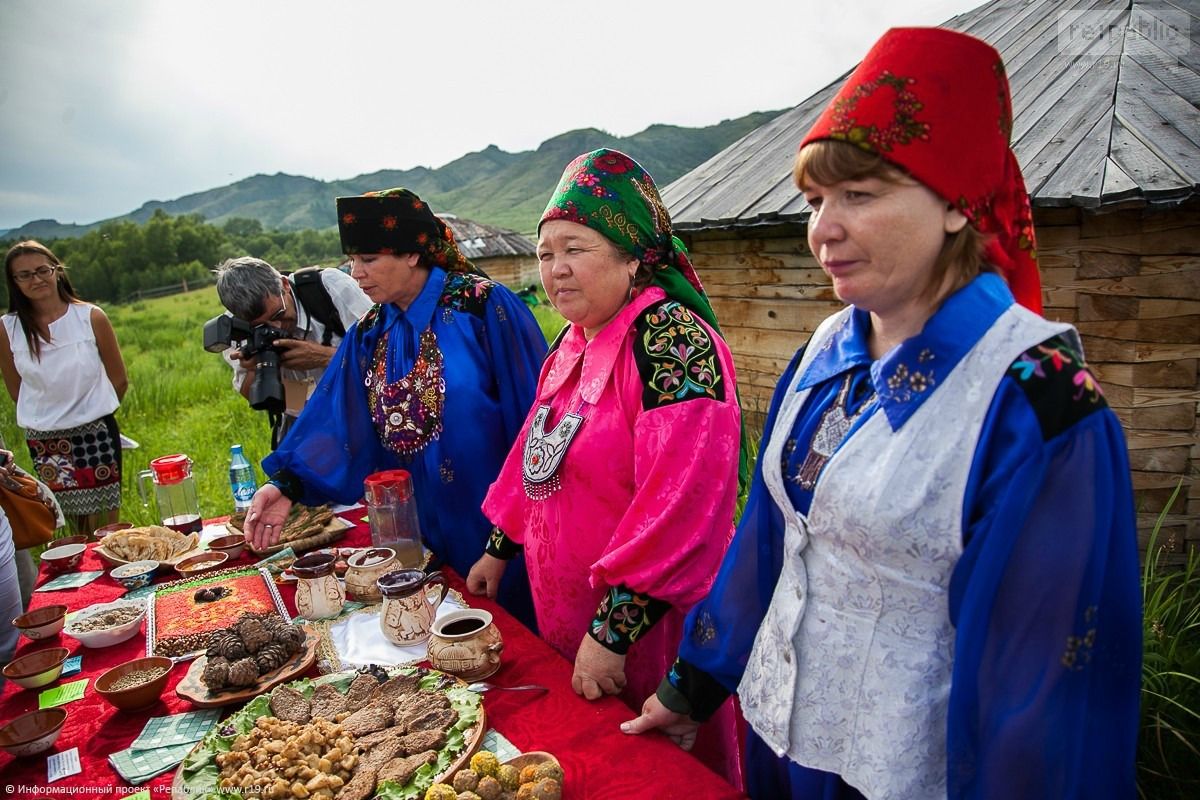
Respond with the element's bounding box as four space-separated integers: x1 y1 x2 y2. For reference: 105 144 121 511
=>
364 469 424 568
137 454 203 534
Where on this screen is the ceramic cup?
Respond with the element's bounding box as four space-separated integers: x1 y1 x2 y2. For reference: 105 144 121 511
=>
427 609 504 681
377 569 447 646
343 547 397 602
292 552 345 621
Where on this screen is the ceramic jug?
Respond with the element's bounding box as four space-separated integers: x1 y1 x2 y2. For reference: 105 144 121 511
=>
343 547 397 602
427 609 504 681
293 552 345 621
377 569 447 646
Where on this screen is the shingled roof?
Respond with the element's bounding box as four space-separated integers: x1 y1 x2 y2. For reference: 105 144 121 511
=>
665 0 1200 230
439 214 536 259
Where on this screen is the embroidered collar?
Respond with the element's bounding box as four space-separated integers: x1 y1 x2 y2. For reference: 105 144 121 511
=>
799 273 1014 430
539 286 667 403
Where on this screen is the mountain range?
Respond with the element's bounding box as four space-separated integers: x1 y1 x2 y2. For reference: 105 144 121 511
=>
7 110 783 241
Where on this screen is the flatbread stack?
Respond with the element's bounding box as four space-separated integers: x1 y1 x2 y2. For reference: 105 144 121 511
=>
98 525 200 564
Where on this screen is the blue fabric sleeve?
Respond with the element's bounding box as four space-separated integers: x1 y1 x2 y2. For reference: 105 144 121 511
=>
262 315 389 506
674 348 802 692
947 379 1141 799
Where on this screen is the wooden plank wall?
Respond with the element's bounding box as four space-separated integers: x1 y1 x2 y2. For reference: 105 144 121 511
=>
684 201 1200 559
480 256 538 291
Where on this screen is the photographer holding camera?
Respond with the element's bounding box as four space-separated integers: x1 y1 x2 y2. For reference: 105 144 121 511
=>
209 257 372 448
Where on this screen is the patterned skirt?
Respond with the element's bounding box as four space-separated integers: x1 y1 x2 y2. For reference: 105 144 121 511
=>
25 415 122 518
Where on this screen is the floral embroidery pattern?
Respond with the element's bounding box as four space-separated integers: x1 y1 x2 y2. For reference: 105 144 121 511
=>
828 71 931 153
691 610 717 646
365 328 445 456
591 585 669 654
439 459 454 484
1062 605 1098 671
440 271 495 317
1009 335 1108 438
881 361 936 404
635 302 724 408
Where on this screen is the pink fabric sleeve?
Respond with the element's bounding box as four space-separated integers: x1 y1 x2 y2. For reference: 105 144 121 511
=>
590 394 741 609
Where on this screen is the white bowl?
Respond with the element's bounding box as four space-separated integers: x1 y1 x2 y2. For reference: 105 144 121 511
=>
62 599 147 648
109 560 159 590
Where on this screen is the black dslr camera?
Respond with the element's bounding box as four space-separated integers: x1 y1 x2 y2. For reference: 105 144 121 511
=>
202 315 292 413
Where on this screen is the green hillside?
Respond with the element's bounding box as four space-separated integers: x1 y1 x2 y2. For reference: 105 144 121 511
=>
7 111 782 240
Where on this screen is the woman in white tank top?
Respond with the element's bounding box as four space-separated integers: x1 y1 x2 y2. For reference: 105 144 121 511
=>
1 240 128 535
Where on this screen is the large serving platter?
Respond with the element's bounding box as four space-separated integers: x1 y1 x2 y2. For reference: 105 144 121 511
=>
172 666 485 800
146 566 289 661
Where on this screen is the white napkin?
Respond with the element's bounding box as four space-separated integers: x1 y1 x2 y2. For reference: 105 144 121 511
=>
327 594 466 670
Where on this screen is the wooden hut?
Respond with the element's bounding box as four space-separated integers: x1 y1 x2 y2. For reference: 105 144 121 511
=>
663 0 1200 556
440 214 538 289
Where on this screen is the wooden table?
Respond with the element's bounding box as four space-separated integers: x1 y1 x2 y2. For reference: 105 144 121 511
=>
0 515 745 799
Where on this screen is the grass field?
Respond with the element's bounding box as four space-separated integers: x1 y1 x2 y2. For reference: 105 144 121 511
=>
2 285 564 534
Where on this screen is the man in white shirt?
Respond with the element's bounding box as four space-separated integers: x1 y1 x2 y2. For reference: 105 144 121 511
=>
214 257 373 447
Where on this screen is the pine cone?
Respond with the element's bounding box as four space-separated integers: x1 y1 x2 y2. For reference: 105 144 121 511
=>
272 624 306 655
209 630 249 661
237 618 270 654
255 642 288 675
201 656 231 690
228 657 259 687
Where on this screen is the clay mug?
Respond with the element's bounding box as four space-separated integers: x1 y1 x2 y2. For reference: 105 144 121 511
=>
343 547 397 602
377 569 448 646
293 552 345 621
427 609 504 681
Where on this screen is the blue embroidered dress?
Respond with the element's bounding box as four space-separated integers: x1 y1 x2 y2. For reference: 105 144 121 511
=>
264 268 547 626
673 274 1141 799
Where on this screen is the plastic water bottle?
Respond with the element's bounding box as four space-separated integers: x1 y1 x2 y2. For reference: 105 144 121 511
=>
229 444 258 512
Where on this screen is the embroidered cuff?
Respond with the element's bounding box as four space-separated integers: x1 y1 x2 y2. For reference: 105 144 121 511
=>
588 583 671 655
268 469 305 503
484 526 522 560
660 658 731 722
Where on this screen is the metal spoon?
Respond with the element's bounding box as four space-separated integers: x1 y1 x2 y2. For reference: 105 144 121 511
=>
467 681 548 694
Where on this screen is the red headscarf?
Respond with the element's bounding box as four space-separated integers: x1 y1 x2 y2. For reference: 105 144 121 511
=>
800 27 1042 314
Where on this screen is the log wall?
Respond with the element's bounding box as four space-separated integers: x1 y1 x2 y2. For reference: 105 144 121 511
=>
683 200 1200 559
480 255 538 291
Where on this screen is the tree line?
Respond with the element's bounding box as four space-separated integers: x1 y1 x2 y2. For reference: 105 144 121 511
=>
1 210 344 306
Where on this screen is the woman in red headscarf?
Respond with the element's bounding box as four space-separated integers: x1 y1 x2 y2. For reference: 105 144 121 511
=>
624 28 1141 799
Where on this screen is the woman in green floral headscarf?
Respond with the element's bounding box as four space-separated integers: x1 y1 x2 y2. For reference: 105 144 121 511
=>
467 149 745 788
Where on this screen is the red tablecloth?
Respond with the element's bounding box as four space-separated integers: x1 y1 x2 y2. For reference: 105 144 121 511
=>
1 517 744 799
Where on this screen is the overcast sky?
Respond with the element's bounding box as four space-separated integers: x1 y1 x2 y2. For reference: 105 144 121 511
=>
0 0 983 231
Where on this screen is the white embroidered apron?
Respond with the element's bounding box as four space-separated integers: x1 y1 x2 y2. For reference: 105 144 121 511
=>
739 304 1070 799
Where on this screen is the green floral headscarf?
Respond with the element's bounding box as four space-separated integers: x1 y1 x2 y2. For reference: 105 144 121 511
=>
540 148 751 494
540 149 723 333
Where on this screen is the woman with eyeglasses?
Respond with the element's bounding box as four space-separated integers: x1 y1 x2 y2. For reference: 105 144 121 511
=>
0 240 128 536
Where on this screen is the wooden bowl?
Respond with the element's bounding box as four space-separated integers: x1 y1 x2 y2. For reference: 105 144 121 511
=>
174 551 228 577
505 750 563 779
12 604 67 640
93 521 134 541
208 533 246 561
2 647 70 689
48 534 90 548
0 708 67 756
39 543 86 574
95 656 173 711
